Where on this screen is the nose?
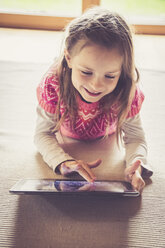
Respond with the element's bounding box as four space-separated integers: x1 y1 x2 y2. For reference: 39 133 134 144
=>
90 77 103 91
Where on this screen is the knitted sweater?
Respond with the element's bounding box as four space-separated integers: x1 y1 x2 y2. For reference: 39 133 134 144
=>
35 69 153 177
37 72 144 140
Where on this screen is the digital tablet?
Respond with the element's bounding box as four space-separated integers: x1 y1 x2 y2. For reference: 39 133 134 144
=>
9 179 140 197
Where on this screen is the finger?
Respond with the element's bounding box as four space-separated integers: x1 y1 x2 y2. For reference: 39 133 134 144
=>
132 173 145 193
82 164 97 181
88 159 102 168
125 173 133 183
128 160 141 174
61 160 97 182
125 160 141 177
137 179 145 193
132 180 145 194
76 160 97 181
78 166 96 182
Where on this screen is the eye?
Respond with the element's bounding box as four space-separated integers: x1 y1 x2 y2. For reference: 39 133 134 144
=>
105 75 115 79
81 71 92 76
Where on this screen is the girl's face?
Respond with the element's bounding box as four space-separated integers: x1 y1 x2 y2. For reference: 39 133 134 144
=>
65 41 123 103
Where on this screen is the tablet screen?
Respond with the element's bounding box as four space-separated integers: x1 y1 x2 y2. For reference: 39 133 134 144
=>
10 179 139 196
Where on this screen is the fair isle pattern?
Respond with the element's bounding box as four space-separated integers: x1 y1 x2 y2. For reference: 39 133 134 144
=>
37 72 60 114
78 105 100 120
60 96 118 140
37 73 144 140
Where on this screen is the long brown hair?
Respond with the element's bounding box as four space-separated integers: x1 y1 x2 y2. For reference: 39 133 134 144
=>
54 7 139 139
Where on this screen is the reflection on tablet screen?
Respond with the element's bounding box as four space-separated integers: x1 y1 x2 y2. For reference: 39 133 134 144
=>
54 180 129 193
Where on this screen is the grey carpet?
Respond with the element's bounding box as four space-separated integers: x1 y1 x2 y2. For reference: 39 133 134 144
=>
0 61 165 248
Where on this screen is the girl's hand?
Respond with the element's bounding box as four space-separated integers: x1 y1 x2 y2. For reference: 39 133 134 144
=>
59 159 102 182
124 160 145 194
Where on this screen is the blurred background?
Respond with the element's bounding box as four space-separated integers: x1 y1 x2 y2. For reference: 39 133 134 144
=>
0 0 165 33
0 0 165 20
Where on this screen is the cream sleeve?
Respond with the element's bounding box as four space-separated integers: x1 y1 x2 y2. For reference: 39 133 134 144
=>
121 114 153 178
34 105 153 178
34 105 75 172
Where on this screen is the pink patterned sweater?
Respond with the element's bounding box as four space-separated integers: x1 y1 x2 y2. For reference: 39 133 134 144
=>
37 71 144 140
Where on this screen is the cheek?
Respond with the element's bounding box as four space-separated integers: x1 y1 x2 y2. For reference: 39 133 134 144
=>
107 79 119 92
72 71 88 86
71 70 80 85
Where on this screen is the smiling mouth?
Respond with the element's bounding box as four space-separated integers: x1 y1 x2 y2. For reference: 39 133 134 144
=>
84 88 102 97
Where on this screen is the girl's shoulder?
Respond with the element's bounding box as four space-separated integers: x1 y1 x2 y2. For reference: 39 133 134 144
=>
36 65 60 114
126 84 145 118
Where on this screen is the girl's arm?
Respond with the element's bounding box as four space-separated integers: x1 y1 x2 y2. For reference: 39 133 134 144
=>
34 105 101 181
34 105 74 172
121 113 153 178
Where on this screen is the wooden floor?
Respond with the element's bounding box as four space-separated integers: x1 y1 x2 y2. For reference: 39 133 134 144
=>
0 27 165 71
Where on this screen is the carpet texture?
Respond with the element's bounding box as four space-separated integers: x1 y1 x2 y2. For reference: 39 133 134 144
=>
0 61 165 248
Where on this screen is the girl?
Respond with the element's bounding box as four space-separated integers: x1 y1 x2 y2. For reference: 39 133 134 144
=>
34 7 153 193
